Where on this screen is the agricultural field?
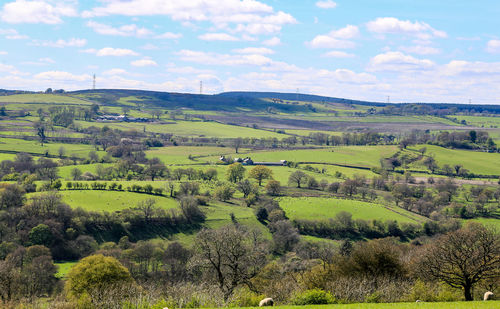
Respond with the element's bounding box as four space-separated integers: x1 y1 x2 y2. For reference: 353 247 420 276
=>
0 137 104 158
74 119 286 138
41 190 178 212
0 93 91 105
408 145 500 175
279 197 426 224
226 145 398 168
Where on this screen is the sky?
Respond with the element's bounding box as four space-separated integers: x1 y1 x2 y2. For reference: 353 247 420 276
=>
1 0 500 104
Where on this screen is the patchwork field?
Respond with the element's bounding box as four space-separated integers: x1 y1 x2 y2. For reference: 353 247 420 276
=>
0 138 105 158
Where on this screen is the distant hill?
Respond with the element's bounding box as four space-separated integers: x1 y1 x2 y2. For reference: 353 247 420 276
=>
219 91 387 106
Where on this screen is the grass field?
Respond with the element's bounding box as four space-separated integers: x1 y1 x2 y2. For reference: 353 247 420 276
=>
44 190 178 212
408 145 500 175
454 115 500 128
74 120 286 138
58 163 115 179
0 138 105 158
209 302 499 309
55 261 77 278
221 146 398 168
146 146 241 165
0 94 91 104
279 197 425 224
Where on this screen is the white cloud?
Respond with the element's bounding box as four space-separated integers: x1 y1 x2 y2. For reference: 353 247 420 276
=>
366 17 447 40
315 1 337 9
367 51 435 72
33 38 87 48
156 32 182 39
102 68 128 76
131 58 158 67
399 45 440 55
82 0 296 37
177 49 273 66
233 47 274 54
0 63 15 72
87 21 152 37
34 71 91 82
308 25 359 49
0 51 7 55
486 39 500 53
141 44 159 50
21 57 55 66
322 51 355 58
198 33 240 41
0 28 28 39
0 0 77 24
166 63 213 75
262 36 281 46
83 47 140 57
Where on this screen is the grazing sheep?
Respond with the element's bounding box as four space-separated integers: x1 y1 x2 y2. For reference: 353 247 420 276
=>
259 297 274 307
484 291 494 301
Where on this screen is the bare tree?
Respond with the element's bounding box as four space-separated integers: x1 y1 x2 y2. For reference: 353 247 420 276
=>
418 223 500 301
191 225 268 301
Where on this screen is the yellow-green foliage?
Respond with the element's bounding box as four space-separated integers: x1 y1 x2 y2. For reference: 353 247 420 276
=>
66 254 134 298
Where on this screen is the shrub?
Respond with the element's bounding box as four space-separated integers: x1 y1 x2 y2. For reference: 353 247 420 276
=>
292 289 336 305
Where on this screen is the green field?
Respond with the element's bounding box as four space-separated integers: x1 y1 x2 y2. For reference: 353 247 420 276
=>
46 190 178 212
408 145 500 175
454 115 500 128
74 120 286 138
0 138 105 158
221 146 398 168
209 302 499 309
146 146 241 165
0 93 91 104
55 261 77 278
279 197 426 224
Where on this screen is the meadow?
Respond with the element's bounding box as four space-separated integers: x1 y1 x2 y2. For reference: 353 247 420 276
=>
34 190 179 212
0 93 91 105
0 137 105 158
224 146 398 168
278 197 426 224
74 119 286 138
408 145 500 175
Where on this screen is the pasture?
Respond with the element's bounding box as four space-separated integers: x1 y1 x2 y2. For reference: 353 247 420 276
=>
408 145 500 175
0 94 91 105
224 146 398 168
74 119 286 138
50 190 178 212
278 197 426 224
0 137 104 158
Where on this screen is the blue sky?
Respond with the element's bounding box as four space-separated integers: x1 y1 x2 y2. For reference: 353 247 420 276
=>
1 0 500 103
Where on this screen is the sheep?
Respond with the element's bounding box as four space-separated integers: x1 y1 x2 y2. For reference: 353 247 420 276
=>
484 291 494 301
259 297 274 307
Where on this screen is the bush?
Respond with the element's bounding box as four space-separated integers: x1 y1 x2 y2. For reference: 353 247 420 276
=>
292 289 336 305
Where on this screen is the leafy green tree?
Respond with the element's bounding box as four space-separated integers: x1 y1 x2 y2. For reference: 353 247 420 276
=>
215 184 235 202
66 254 134 299
226 163 245 183
288 170 308 188
29 224 53 247
249 165 273 186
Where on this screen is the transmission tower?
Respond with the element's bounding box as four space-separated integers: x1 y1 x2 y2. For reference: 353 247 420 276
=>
200 81 203 95
93 74 96 90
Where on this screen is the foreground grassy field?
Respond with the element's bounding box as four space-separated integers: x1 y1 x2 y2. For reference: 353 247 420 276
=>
279 197 426 224
213 302 499 309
